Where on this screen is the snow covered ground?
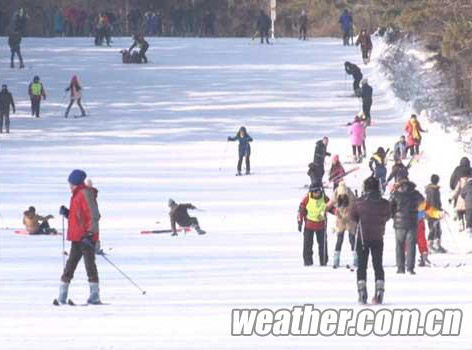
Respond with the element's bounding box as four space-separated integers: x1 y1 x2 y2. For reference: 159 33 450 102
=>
0 37 471 349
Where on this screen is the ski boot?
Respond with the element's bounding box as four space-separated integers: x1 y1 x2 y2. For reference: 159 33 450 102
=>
418 252 430 267
357 280 367 305
195 226 206 235
333 251 340 269
372 280 384 304
87 282 101 305
352 251 358 268
55 282 69 305
436 240 447 254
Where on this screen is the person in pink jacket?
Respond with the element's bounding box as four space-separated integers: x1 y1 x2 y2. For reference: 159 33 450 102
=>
349 116 365 163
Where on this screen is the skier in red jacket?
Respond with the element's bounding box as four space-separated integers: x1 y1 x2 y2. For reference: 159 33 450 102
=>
56 169 102 305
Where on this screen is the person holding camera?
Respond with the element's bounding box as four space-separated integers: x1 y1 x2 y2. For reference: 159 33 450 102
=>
56 169 102 305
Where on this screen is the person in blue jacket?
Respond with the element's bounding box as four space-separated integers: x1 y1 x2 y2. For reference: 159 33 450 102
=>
339 9 352 46
228 126 253 176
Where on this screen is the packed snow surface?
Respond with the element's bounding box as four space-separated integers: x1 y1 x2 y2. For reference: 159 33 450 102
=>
0 37 471 349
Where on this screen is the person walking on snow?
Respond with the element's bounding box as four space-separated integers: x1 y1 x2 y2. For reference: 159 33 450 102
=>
390 179 424 274
168 199 206 236
28 76 46 118
369 147 388 191
450 157 471 191
329 155 345 190
297 185 335 266
405 114 426 156
129 33 149 63
351 176 391 304
328 182 358 268
308 136 331 187
356 28 373 64
56 169 102 305
450 167 469 232
349 116 365 163
361 78 373 125
8 30 24 69
0 84 15 134
460 176 472 236
64 75 86 118
387 158 409 185
394 135 407 160
228 126 253 176
344 62 363 97
425 174 447 253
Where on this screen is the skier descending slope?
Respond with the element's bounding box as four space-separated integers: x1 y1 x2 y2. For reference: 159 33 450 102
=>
351 177 391 305
297 185 335 266
55 169 102 305
227 126 253 176
168 199 206 236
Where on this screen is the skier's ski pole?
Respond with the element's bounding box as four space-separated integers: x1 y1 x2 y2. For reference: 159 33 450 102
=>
97 252 147 295
62 216 66 268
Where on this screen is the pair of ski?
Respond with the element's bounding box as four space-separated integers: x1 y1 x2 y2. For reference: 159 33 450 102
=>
53 298 108 306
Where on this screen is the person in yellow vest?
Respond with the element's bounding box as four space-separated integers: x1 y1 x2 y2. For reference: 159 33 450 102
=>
297 184 336 266
28 76 46 118
23 206 57 235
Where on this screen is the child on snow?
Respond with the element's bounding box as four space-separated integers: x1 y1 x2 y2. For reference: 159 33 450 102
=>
405 114 426 156
329 155 345 190
394 135 407 160
425 175 447 253
228 126 253 176
349 116 365 163
369 147 387 191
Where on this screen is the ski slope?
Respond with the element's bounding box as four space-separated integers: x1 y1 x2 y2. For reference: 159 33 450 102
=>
0 37 471 349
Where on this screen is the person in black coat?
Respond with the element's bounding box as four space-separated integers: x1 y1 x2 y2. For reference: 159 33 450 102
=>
450 157 471 190
129 33 149 63
361 78 373 125
344 61 363 96
387 158 409 185
256 10 271 44
308 137 331 187
8 30 24 69
425 174 446 253
390 180 424 274
299 10 308 40
351 176 391 304
168 199 206 236
0 84 16 133
228 126 253 176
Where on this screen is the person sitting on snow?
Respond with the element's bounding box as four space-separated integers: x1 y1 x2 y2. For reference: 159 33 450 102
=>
168 199 206 236
23 206 57 235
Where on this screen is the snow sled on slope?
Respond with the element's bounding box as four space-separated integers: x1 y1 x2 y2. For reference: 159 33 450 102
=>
120 49 144 64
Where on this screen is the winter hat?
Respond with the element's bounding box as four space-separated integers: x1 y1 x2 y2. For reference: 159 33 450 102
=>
309 184 322 193
431 174 440 185
364 176 380 192
168 199 177 207
28 206 36 213
33 76 39 82
68 169 87 185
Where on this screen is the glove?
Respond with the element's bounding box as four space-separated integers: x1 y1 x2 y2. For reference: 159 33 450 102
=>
94 240 104 255
81 232 94 248
59 205 69 217
298 221 302 232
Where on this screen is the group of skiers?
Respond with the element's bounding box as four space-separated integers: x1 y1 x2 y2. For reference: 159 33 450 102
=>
0 75 87 132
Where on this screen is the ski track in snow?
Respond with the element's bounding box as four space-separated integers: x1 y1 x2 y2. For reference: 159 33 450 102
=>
0 37 471 349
